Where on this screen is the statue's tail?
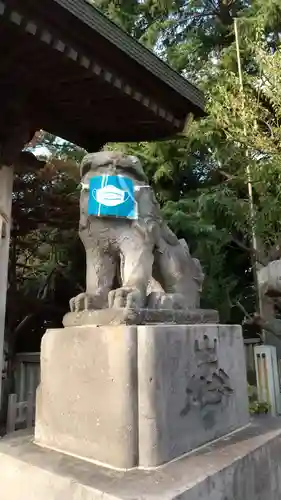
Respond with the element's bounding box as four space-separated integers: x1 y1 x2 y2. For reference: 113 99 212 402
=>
178 239 204 289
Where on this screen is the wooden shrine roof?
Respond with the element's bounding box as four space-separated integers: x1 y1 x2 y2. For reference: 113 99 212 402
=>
0 0 205 151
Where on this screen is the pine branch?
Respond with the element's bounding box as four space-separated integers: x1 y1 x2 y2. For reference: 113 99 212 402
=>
231 236 268 266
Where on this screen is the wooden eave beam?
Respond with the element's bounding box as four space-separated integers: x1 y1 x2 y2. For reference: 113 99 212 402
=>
0 1 184 133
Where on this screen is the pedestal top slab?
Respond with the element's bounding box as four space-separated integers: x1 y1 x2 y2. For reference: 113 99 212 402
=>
63 308 219 327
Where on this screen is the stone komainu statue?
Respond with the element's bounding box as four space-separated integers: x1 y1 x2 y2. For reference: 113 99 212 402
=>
70 151 204 312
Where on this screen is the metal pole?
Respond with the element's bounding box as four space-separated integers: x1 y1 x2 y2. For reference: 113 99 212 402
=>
234 19 264 326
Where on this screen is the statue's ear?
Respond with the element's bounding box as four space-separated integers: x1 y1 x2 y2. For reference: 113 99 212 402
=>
80 158 92 178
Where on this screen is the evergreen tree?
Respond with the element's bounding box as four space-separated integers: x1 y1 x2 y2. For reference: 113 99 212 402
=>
94 0 281 324
10 1 281 332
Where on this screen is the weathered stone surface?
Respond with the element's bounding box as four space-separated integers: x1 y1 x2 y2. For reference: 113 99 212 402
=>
137 324 249 467
1 418 281 499
35 325 138 469
69 151 206 314
35 324 248 469
63 307 219 327
258 259 281 297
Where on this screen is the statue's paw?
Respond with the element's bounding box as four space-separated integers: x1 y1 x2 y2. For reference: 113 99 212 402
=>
69 292 105 312
147 292 186 310
108 287 144 309
69 293 90 312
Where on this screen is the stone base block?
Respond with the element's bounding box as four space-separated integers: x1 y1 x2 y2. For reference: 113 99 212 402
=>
35 325 139 469
1 419 281 499
35 324 249 469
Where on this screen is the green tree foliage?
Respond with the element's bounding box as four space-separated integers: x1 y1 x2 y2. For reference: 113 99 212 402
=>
7 0 281 356
97 0 281 323
6 138 85 354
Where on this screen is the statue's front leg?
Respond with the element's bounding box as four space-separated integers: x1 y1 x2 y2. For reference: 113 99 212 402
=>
108 235 154 309
70 247 116 312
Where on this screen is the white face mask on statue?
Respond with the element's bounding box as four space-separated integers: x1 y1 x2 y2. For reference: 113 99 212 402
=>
92 185 130 207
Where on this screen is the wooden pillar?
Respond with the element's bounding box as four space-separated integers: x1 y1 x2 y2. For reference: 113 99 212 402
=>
0 166 13 407
0 110 34 409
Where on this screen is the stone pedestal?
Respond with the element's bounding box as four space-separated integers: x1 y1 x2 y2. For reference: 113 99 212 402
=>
35 324 249 469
